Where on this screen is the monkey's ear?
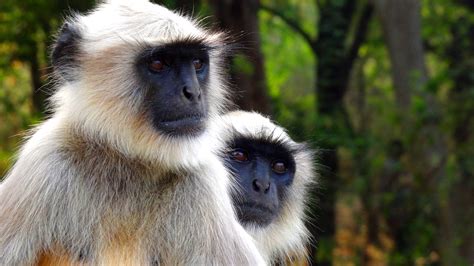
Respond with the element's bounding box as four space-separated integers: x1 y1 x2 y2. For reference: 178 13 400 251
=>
51 21 82 82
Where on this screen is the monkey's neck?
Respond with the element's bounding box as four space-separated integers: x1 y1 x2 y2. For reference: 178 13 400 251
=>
56 106 218 171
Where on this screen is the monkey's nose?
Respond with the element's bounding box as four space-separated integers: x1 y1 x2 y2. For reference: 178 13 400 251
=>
182 86 201 102
252 179 271 194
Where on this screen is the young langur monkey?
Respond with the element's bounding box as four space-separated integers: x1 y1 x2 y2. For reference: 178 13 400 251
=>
0 1 264 265
215 111 315 264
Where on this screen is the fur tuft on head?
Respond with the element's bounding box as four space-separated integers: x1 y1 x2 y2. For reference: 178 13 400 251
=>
212 111 317 263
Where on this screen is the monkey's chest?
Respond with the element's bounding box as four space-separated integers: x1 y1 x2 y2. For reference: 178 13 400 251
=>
98 236 149 265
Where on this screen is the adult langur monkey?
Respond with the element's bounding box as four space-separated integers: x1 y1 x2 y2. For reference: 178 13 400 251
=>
0 1 265 265
213 111 315 264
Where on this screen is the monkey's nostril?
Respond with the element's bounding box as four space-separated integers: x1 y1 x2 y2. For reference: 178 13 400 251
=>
264 186 270 193
252 179 261 192
183 86 194 100
183 86 202 102
253 179 271 193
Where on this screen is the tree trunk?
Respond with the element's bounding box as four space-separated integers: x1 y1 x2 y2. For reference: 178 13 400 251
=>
372 0 427 110
442 16 474 265
372 0 448 262
209 0 271 114
310 1 358 265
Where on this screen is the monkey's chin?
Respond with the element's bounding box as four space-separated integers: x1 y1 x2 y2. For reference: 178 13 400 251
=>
236 203 277 227
156 116 206 137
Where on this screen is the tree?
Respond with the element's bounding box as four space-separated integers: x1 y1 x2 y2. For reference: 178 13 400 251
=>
439 2 474 263
372 0 448 262
209 0 271 114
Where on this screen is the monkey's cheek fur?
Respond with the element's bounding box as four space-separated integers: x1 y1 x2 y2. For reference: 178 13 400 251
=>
155 115 207 136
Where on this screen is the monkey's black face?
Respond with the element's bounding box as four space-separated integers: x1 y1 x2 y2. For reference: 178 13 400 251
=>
136 41 211 136
225 137 296 227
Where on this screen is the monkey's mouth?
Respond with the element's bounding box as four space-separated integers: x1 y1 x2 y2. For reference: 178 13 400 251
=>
236 202 277 227
156 115 206 136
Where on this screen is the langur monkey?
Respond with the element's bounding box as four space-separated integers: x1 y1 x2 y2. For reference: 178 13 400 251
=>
215 111 315 264
0 1 264 265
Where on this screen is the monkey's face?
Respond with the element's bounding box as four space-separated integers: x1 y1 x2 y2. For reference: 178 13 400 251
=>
225 137 296 227
136 42 211 136
216 111 314 260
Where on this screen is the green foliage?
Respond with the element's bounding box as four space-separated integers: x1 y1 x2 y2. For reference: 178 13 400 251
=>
259 6 316 141
0 0 95 176
0 61 35 176
232 54 255 75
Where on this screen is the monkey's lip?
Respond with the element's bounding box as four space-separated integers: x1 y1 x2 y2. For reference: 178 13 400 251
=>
237 202 276 226
157 115 206 136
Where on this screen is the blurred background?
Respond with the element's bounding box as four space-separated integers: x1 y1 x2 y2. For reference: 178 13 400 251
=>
0 0 473 265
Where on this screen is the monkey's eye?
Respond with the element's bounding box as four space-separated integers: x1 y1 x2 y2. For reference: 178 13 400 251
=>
230 149 248 162
193 59 204 71
148 59 165 72
271 161 288 174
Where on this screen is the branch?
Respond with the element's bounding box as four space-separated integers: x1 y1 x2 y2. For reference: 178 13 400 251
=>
259 4 315 49
346 3 374 67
